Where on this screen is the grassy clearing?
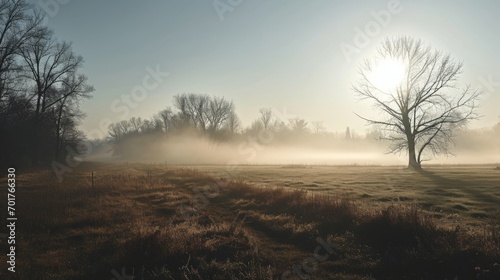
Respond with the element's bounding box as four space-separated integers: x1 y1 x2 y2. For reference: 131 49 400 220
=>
0 162 499 279
195 164 500 231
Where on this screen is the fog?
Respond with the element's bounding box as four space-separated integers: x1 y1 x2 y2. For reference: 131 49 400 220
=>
86 126 500 166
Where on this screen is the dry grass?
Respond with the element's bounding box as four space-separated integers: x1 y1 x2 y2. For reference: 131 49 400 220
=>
0 162 499 279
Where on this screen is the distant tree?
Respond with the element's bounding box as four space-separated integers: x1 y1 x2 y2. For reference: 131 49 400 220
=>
108 120 131 142
495 116 500 136
345 127 351 140
353 36 482 169
365 128 383 141
206 96 234 135
173 93 210 130
224 111 240 135
311 121 325 134
259 107 272 130
141 117 163 134
290 118 308 134
128 117 143 133
158 107 173 133
245 119 264 136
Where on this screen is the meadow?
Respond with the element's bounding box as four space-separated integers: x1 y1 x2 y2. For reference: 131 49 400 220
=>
0 162 499 279
196 164 500 232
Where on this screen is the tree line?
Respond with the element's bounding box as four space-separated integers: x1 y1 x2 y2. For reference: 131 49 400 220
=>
0 0 94 167
105 91 500 160
105 93 405 159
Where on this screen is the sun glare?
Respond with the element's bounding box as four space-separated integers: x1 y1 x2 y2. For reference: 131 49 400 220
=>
368 58 406 92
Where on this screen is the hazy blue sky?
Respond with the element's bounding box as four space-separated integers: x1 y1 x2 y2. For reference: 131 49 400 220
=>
37 0 500 138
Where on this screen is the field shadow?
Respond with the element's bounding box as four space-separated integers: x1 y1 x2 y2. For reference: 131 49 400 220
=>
417 169 500 205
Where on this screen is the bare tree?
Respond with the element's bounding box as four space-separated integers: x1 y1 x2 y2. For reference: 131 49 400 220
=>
0 1 94 166
0 0 47 109
353 36 482 169
311 121 325 134
108 120 131 142
129 117 143 132
290 118 308 134
345 127 351 140
53 74 93 160
53 96 86 161
158 107 173 133
173 93 209 130
21 36 84 116
258 107 272 130
206 96 234 134
224 111 240 135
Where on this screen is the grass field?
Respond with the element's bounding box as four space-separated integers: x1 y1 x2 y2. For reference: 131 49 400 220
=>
195 164 500 231
0 162 499 279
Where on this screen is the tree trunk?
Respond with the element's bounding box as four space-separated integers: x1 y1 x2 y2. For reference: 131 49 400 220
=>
55 109 62 161
402 112 421 170
407 137 421 170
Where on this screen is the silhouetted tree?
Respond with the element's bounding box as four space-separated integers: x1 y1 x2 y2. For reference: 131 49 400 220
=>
224 111 240 135
290 118 308 134
345 127 351 140
20 29 93 164
353 36 482 169
158 107 173 133
244 119 264 136
0 0 46 107
206 96 234 135
173 93 210 130
259 107 272 130
311 121 325 134
0 1 94 167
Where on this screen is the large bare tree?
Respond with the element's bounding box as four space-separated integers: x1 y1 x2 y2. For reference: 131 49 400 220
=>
21 36 85 116
0 0 94 166
0 0 46 109
353 36 482 169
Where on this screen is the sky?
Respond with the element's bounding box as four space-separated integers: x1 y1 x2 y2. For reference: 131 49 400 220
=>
35 0 500 138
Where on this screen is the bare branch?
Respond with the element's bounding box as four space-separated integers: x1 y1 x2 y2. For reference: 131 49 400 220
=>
353 36 483 169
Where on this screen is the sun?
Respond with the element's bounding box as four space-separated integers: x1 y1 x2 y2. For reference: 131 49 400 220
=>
368 58 406 92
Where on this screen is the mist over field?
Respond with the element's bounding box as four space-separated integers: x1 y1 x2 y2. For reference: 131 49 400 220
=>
85 125 500 166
